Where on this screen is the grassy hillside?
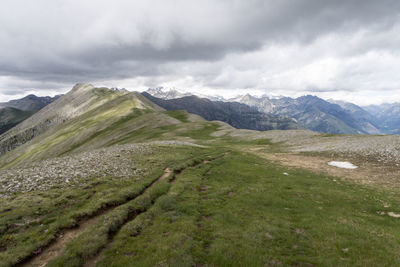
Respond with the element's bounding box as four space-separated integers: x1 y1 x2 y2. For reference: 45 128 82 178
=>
1 86 400 266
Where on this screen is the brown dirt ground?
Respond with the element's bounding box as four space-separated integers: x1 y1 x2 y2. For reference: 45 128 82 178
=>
249 147 400 190
23 215 103 267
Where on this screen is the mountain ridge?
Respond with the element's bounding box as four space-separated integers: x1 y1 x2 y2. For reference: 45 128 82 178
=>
141 92 301 131
0 94 61 111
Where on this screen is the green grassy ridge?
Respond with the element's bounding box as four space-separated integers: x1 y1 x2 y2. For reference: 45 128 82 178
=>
59 108 151 155
96 150 400 266
0 146 208 267
0 92 156 168
0 95 218 169
47 151 223 267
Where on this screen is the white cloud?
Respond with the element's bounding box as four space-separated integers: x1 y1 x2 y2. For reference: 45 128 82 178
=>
0 0 400 105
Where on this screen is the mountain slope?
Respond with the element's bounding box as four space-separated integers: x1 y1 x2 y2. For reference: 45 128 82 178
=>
0 84 135 155
0 107 35 135
0 84 183 168
364 103 400 134
142 92 301 131
328 100 380 134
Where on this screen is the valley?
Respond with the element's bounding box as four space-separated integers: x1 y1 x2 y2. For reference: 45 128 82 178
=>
0 84 400 266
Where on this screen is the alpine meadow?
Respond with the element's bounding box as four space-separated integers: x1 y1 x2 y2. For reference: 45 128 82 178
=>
1 1 400 266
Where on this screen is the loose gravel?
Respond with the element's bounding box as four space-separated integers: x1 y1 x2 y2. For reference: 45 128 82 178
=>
0 144 152 197
0 141 205 198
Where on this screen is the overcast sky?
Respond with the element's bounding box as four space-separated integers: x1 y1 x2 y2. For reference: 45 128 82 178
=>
1 0 400 105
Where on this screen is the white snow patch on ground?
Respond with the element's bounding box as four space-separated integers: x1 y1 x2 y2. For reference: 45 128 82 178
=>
387 212 400 218
328 161 358 169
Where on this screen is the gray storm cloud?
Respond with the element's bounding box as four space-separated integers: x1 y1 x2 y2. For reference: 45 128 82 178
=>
0 0 400 104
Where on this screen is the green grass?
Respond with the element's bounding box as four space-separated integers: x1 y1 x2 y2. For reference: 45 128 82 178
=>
164 110 189 123
47 152 223 267
177 122 220 140
0 146 208 267
96 150 400 266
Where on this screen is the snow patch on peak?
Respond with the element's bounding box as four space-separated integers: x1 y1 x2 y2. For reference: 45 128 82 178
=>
146 87 192 100
145 87 225 102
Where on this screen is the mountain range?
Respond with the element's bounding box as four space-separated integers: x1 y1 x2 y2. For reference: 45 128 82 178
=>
142 92 300 131
1 87 399 136
230 94 380 134
146 88 400 135
1 84 400 266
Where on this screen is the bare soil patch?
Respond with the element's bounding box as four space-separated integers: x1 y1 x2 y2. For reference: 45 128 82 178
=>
251 149 400 189
22 215 103 267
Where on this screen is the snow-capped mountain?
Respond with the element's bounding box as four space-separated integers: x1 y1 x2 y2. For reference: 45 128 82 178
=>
145 87 225 102
145 87 193 100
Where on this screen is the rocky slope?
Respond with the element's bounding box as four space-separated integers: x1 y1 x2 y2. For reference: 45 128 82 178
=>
142 93 301 131
0 84 193 168
0 84 132 155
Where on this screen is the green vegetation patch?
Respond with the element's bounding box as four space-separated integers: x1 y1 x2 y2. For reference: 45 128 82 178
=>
0 145 207 267
164 110 189 123
97 150 400 266
177 122 220 140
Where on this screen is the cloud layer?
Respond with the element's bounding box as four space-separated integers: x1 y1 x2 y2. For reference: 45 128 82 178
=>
1 0 400 104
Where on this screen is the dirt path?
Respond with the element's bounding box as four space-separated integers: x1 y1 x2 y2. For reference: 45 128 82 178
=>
20 167 174 267
22 215 102 267
21 153 230 267
159 167 172 181
84 152 229 267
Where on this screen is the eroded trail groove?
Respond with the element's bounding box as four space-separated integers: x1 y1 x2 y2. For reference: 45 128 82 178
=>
84 154 228 267
19 167 174 267
20 152 229 267
21 216 103 267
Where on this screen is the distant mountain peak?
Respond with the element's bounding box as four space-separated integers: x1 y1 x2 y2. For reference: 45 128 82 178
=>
146 87 192 100
145 87 226 102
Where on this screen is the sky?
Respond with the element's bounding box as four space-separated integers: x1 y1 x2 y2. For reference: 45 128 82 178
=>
1 0 400 105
